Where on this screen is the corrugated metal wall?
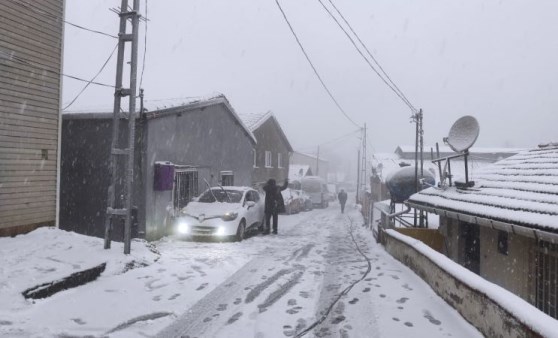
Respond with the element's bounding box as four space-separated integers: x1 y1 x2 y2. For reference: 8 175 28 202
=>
0 0 64 235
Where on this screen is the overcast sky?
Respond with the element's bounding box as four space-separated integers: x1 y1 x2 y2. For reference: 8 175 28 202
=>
63 0 558 159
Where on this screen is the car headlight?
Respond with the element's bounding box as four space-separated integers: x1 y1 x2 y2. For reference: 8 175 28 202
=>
221 212 238 221
215 226 226 236
177 222 190 234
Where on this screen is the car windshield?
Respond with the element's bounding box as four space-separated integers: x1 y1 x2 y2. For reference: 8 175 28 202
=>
301 180 322 193
198 189 243 203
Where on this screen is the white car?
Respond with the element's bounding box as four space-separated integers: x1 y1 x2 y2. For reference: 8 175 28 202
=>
174 186 264 241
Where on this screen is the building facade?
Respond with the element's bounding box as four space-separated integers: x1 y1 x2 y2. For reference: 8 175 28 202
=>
0 0 64 236
239 112 292 188
60 96 256 241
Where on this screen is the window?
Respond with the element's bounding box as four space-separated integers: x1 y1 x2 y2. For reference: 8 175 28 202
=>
265 151 272 168
173 170 198 210
220 171 234 186
253 150 258 168
535 240 558 319
278 153 283 168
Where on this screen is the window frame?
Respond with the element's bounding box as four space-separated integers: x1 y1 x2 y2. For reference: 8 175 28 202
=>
265 151 272 168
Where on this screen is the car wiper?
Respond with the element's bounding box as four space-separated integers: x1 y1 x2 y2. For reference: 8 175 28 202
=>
217 184 232 203
203 178 219 202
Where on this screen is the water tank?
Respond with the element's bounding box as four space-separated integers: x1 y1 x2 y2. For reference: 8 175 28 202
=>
385 166 435 203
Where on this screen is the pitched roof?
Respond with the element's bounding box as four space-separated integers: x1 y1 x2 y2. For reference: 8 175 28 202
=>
63 94 257 144
237 111 293 152
407 144 558 232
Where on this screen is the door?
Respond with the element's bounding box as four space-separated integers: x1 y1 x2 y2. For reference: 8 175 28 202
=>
173 170 198 210
460 221 480 274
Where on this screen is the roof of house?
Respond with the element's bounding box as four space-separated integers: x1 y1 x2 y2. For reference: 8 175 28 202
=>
237 111 293 152
407 144 558 232
288 164 312 181
395 145 525 155
63 94 257 144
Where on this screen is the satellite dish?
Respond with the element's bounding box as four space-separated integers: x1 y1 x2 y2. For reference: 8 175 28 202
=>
446 115 480 153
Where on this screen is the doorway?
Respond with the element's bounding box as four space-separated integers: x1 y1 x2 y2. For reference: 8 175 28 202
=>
173 170 198 210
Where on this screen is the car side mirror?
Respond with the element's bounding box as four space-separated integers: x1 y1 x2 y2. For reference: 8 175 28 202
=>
246 201 256 208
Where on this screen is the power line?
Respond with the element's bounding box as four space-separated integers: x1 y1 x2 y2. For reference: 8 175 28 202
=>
1 49 115 88
63 43 119 111
11 0 118 39
317 0 416 113
274 0 360 129
326 0 417 112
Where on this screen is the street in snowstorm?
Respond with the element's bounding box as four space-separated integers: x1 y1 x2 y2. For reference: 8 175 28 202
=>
0 199 479 338
155 202 481 338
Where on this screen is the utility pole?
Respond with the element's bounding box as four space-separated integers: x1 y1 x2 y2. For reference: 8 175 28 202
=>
412 109 424 227
104 0 141 254
356 147 360 203
360 124 367 197
316 145 320 177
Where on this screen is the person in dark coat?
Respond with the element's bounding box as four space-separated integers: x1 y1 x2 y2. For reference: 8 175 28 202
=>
263 178 288 234
338 189 348 213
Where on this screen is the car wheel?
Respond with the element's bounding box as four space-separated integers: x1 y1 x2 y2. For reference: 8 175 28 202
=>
236 219 246 242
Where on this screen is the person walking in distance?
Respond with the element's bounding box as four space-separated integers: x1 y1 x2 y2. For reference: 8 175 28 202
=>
338 189 348 214
263 178 288 234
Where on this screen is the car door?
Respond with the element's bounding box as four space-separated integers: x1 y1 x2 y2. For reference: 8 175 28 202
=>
251 190 264 224
244 190 258 227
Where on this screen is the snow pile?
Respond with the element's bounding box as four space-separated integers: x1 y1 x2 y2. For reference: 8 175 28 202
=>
385 229 558 337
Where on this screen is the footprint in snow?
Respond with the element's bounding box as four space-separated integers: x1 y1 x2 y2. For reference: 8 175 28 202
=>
168 293 180 300
287 299 297 306
362 287 371 293
196 283 208 291
348 298 359 305
396 297 409 304
331 316 346 325
71 318 86 325
234 298 242 305
227 312 243 324
217 304 228 311
423 310 442 325
404 322 414 327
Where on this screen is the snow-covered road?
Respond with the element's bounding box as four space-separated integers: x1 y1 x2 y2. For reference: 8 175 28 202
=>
1 202 481 338
156 203 481 338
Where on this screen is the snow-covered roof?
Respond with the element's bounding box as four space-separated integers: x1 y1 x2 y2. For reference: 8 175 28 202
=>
289 164 311 181
395 145 525 155
63 94 257 145
237 111 271 131
408 144 558 232
237 111 293 152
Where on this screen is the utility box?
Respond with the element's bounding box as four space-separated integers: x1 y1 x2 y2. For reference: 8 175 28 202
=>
154 162 174 191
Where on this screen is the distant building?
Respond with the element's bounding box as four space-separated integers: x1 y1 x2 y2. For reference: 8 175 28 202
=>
0 1 64 236
238 111 293 187
291 151 328 181
406 144 558 319
60 95 256 241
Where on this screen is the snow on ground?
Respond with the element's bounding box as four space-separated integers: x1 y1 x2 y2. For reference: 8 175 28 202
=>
0 200 481 337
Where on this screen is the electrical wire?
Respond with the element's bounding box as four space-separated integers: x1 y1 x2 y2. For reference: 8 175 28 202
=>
274 0 360 129
317 0 416 113
139 0 148 90
11 0 118 39
1 49 115 88
63 43 119 110
326 0 417 112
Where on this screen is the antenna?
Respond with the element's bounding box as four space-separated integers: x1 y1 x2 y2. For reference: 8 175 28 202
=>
434 115 480 189
445 115 480 153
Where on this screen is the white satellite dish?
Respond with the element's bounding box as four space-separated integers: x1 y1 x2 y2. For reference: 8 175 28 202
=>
446 115 480 153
